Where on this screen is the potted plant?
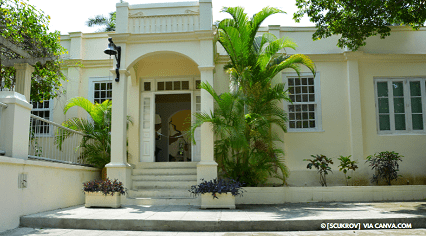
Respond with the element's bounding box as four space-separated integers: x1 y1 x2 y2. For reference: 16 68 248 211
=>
83 178 126 208
189 178 245 209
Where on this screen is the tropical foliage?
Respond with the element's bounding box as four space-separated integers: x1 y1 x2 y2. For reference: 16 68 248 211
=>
304 154 333 187
190 7 315 187
294 0 426 51
366 151 403 185
56 97 113 168
0 0 67 102
86 12 116 32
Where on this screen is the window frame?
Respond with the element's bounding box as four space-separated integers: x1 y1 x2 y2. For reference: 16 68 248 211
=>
88 77 113 104
283 72 323 132
374 77 426 135
30 99 54 137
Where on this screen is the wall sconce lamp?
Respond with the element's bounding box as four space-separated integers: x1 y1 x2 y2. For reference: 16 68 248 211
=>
104 38 121 82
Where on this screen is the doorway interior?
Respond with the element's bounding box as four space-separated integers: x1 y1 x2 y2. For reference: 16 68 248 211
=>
155 93 191 162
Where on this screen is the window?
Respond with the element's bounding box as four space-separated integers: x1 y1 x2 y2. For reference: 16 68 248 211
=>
283 72 322 131
30 99 53 135
157 80 189 91
89 78 113 104
375 78 426 134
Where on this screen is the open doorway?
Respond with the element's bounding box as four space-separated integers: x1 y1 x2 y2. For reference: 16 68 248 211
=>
155 94 191 162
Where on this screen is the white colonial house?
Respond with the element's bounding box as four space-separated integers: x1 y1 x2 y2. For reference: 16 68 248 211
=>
1 0 426 233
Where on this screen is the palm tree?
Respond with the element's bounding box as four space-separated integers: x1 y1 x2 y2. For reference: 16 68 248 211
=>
191 6 316 186
55 97 112 168
86 12 116 32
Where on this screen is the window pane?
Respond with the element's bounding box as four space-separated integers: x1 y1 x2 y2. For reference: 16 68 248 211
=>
393 98 405 113
378 98 389 114
195 80 201 89
196 96 201 103
394 114 406 130
410 81 421 96
379 115 390 130
101 83 106 90
309 121 315 128
393 82 404 96
377 82 388 97
144 82 151 91
158 82 164 91
182 81 189 90
289 121 295 128
174 81 180 90
411 97 422 113
412 114 424 130
166 82 173 90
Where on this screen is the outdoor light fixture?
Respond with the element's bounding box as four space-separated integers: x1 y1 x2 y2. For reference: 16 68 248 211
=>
104 38 121 82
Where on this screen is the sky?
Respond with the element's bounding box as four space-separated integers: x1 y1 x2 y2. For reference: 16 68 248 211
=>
27 0 314 34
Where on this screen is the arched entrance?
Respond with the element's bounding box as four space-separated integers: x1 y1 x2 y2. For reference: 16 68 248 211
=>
133 52 201 163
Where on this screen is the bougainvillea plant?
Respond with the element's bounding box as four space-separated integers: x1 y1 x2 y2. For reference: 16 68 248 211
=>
189 178 245 199
83 178 126 196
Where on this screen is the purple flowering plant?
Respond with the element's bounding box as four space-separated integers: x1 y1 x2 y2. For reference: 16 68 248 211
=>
189 178 245 199
83 178 126 196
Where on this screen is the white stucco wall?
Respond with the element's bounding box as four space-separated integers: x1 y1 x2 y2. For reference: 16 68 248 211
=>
0 156 100 233
56 18 426 187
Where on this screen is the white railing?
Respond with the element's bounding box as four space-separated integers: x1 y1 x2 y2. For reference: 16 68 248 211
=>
129 13 200 34
28 114 87 165
0 102 7 154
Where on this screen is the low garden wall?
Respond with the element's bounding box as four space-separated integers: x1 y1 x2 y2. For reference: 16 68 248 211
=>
236 186 426 204
0 156 100 233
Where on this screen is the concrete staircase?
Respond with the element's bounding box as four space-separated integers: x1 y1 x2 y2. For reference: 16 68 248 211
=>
126 162 199 205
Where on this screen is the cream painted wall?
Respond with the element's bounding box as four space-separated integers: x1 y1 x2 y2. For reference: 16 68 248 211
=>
359 60 426 185
0 156 100 233
56 23 426 187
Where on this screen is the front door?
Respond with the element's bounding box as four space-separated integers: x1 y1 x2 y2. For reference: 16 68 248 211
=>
139 78 201 162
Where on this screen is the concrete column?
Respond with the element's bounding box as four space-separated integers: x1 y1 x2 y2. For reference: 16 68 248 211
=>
0 92 32 159
14 63 34 102
69 32 83 59
345 52 364 163
199 0 212 31
106 69 131 190
116 2 129 34
197 66 217 183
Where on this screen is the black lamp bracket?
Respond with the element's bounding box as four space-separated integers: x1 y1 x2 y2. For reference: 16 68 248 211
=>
105 38 122 82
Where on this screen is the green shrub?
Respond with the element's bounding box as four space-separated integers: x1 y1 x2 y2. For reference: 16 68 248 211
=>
337 155 358 186
304 154 333 187
365 151 403 185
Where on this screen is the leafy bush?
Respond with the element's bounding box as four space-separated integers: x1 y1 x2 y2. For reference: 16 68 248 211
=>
304 154 333 187
366 151 403 185
189 178 245 199
337 155 358 186
83 178 126 196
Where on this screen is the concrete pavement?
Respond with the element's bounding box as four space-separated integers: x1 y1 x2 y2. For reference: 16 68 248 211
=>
15 201 426 232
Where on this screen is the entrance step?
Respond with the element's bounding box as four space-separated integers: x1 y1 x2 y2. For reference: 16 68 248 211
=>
125 197 199 206
128 162 199 205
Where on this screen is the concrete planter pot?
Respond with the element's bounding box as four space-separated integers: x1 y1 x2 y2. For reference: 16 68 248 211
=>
201 193 236 209
84 192 122 208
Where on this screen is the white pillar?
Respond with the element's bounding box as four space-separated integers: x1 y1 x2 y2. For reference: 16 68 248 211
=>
116 2 129 34
14 63 34 102
199 0 213 31
197 66 217 183
106 69 131 190
345 52 365 163
0 92 32 159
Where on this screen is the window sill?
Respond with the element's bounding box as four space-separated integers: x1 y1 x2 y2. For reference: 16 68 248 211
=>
287 129 325 133
377 132 426 136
